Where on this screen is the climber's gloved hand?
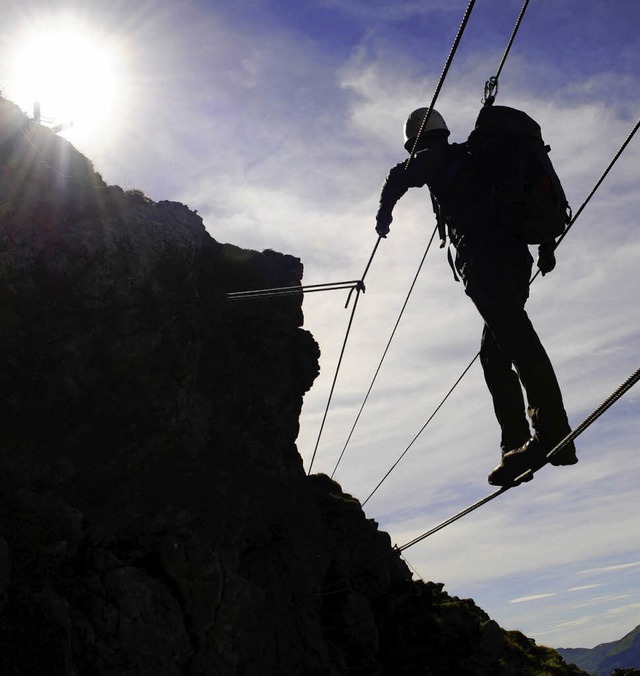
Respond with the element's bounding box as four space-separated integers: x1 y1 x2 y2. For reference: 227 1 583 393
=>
537 241 557 276
376 210 392 238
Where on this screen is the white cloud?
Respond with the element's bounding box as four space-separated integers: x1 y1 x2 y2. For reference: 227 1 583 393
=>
579 561 640 577
511 593 557 604
570 594 634 611
606 602 640 617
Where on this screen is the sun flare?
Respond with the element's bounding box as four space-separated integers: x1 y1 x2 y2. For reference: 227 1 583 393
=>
9 15 123 138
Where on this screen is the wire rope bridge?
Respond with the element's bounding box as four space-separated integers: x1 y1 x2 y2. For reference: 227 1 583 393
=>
226 0 640 550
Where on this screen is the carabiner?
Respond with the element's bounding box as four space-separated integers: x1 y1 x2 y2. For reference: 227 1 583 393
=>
482 76 498 106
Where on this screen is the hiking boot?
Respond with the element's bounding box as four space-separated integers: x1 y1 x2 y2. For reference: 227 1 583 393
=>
487 437 548 487
488 435 578 486
547 439 578 466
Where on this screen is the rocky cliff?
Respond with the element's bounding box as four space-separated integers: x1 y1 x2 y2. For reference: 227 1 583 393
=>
0 95 585 675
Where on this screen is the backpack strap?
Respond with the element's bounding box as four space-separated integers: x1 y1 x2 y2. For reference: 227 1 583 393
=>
429 191 460 282
430 192 448 248
447 243 460 282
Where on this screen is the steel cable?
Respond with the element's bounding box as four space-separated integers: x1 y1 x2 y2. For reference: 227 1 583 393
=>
406 0 477 162
330 225 439 479
483 0 531 105
307 240 380 474
328 0 479 477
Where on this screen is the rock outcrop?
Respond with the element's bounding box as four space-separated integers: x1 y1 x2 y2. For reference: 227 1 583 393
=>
0 95 585 675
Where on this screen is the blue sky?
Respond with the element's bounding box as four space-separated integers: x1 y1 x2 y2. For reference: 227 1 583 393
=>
1 0 639 651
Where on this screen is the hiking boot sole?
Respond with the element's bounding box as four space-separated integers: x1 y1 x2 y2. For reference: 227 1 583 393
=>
548 446 578 466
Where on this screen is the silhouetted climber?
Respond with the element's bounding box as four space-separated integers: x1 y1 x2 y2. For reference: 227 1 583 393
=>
375 107 577 486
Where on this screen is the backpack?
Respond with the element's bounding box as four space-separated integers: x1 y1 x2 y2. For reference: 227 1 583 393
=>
433 105 571 245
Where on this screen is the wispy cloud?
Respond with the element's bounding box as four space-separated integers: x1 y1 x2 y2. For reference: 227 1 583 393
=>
532 616 595 644
606 602 640 617
568 584 601 593
570 594 634 611
511 593 557 604
579 562 640 577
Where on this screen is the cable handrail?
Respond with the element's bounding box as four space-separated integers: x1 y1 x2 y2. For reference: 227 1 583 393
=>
227 280 362 301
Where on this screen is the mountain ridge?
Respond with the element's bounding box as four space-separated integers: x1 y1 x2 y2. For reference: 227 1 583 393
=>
557 624 640 675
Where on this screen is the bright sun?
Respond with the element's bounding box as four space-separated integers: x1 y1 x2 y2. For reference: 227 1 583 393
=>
9 15 122 138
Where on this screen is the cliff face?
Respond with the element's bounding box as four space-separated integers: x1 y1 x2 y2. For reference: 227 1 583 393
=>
0 96 585 675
